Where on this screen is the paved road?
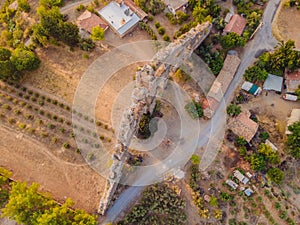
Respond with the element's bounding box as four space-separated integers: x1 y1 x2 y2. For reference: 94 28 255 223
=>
60 0 92 14
100 0 281 223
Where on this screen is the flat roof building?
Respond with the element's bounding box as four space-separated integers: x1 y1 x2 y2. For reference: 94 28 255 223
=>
99 1 141 37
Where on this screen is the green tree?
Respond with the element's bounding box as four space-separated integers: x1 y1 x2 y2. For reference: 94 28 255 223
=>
243 65 268 82
10 48 40 71
2 182 54 224
286 121 300 159
17 0 31 12
39 0 63 7
235 136 247 147
59 21 79 46
91 26 105 41
258 143 280 164
0 60 17 80
220 192 233 202
209 196 218 207
250 153 266 171
226 104 241 117
190 154 200 165
267 167 284 184
259 131 270 141
2 181 97 225
221 32 245 50
0 47 11 61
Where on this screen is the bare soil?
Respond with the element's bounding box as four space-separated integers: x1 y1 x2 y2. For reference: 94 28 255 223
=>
273 2 300 49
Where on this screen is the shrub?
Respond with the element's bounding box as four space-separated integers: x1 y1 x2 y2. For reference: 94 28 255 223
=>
139 22 157 40
24 114 34 120
38 99 44 106
148 15 154 21
2 104 11 110
63 142 70 149
157 27 165 35
18 123 26 129
8 118 16 124
14 109 21 115
41 132 48 138
51 137 57 144
259 131 270 141
227 104 241 117
76 4 86 11
163 34 170 41
185 101 203 119
47 124 55 129
154 21 161 28
190 154 200 165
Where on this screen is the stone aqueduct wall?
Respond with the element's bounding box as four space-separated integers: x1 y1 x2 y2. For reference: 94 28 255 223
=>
98 22 212 215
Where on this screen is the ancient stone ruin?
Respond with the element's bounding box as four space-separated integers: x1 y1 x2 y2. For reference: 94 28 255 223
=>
98 21 212 215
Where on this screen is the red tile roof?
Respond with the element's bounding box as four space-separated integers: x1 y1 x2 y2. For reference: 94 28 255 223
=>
228 110 258 142
223 14 247 36
77 10 108 33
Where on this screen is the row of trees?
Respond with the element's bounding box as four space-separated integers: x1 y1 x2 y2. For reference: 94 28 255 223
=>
0 166 97 225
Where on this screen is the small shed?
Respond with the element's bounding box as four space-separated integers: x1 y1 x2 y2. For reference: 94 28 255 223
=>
263 74 283 92
242 81 262 96
226 179 238 190
244 188 254 196
265 139 278 151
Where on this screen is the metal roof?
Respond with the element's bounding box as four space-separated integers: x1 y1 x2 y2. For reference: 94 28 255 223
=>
263 74 283 92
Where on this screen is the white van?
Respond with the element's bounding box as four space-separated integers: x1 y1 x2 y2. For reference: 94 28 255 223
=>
283 94 298 101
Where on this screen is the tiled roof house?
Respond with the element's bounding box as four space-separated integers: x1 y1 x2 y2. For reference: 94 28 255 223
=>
228 110 259 142
77 10 109 34
223 14 247 36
